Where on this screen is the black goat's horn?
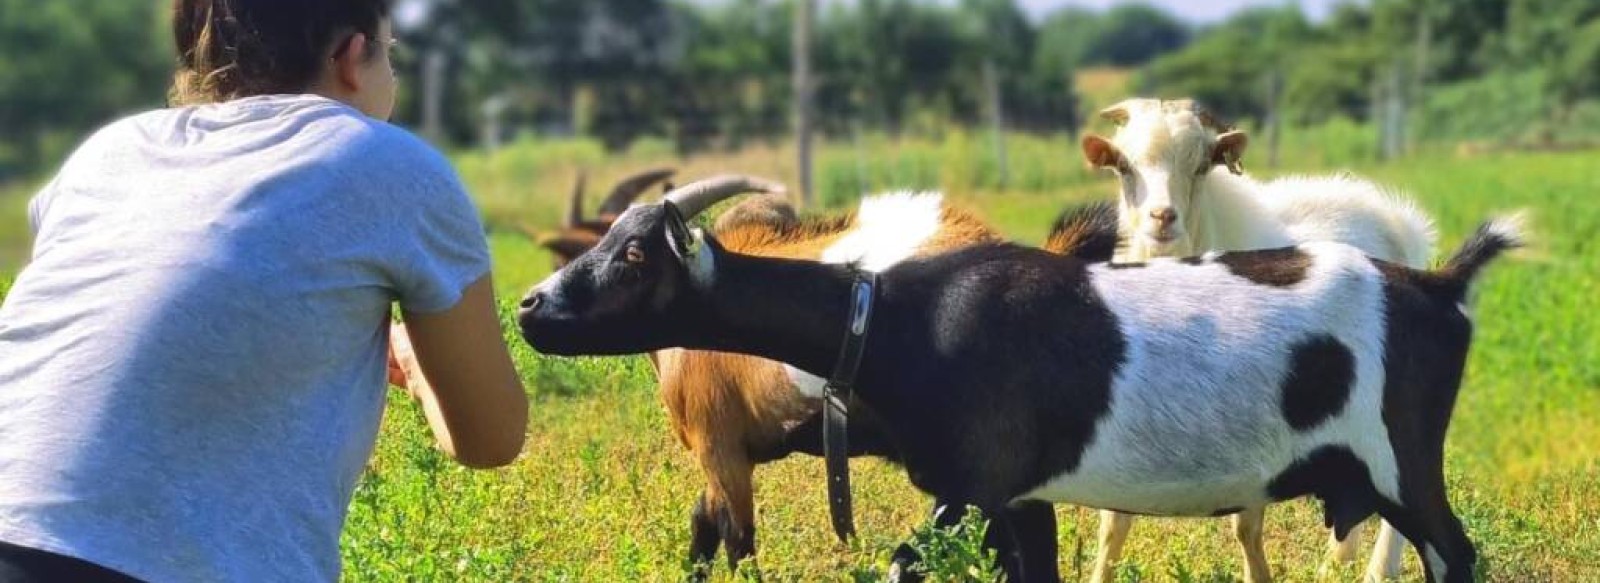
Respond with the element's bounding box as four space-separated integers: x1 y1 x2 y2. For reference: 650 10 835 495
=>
662 175 789 220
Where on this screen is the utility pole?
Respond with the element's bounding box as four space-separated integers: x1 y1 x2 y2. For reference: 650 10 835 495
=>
793 0 816 206
1378 62 1407 161
1264 69 1284 168
983 58 1009 189
1411 3 1431 151
421 47 447 144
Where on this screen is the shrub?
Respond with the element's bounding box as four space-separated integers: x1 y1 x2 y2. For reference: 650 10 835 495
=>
905 506 1001 582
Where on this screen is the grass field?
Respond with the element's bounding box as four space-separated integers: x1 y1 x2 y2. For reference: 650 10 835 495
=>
2 135 1597 581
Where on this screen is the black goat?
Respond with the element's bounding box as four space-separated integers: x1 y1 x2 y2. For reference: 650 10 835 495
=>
519 185 1519 583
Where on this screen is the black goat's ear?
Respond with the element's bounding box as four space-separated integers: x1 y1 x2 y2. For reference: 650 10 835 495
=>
662 201 695 261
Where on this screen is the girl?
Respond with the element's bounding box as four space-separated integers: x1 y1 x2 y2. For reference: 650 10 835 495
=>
0 1 528 581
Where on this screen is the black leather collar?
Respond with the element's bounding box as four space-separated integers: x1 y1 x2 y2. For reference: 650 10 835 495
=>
823 270 877 542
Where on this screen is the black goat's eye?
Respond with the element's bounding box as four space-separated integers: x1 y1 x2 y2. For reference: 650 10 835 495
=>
624 243 645 264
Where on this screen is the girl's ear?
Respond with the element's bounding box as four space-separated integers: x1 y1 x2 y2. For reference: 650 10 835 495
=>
331 33 369 92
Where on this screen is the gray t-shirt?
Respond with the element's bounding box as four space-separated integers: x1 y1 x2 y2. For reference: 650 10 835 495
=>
0 94 491 582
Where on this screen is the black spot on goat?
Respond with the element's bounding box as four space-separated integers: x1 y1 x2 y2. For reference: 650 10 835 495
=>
1280 335 1356 431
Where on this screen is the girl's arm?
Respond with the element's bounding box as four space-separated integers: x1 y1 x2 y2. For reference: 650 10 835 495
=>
390 274 528 468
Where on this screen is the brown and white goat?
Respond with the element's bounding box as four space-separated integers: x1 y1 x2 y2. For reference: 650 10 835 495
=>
525 174 1119 576
525 175 1027 574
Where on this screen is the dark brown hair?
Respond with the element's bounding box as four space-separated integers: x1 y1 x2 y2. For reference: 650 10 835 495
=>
170 0 392 105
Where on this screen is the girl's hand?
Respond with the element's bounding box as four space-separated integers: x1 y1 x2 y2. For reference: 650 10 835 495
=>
387 322 422 396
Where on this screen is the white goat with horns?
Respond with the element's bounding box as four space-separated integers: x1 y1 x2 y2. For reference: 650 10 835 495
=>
1079 98 1437 582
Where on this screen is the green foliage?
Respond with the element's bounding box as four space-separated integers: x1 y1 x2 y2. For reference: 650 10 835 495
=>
814 131 1092 207
1280 39 1382 125
1417 70 1552 142
1552 17 1600 106
1140 6 1311 124
1035 5 1190 74
905 506 1001 581
0 0 169 178
450 136 609 231
1139 0 1600 140
1033 8 1098 76
1273 117 1380 167
1082 4 1190 67
385 0 1090 156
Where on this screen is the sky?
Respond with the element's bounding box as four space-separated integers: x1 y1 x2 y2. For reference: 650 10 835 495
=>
683 0 1349 24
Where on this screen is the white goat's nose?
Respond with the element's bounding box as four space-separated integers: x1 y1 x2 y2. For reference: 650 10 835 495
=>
1150 207 1178 226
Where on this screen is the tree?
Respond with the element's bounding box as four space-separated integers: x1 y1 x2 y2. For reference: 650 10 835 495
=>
409 0 675 149
1141 6 1317 134
1081 3 1188 67
0 0 169 177
1501 0 1600 114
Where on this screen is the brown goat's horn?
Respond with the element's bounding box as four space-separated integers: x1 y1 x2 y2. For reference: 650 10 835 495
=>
565 170 587 228
598 167 678 218
663 175 789 220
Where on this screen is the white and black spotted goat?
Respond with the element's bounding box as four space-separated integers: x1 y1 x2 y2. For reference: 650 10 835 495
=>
1081 97 1440 582
517 182 1521 583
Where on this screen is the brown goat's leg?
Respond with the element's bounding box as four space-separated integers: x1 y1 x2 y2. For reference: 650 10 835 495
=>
687 491 721 580
697 450 758 574
718 464 758 572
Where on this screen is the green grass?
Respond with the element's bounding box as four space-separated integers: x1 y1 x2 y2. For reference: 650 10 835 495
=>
2 137 1597 581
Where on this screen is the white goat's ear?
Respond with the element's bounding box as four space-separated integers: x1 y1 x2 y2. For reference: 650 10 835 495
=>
1212 131 1249 175
1082 135 1123 169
